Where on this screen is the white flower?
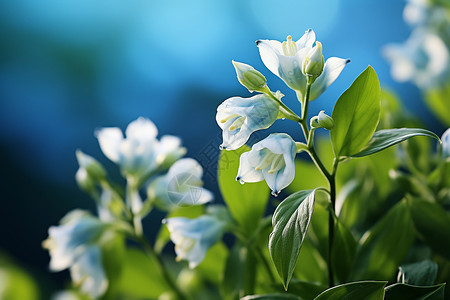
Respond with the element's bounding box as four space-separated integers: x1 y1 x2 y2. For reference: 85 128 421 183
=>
43 210 105 272
96 117 159 179
442 128 450 160
237 133 296 196
216 94 280 150
164 215 225 268
256 29 349 100
383 28 449 88
70 245 108 299
148 158 213 210
156 135 186 169
43 211 110 299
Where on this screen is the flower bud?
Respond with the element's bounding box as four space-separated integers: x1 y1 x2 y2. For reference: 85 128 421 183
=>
302 41 325 81
232 60 267 92
76 150 107 182
311 111 334 130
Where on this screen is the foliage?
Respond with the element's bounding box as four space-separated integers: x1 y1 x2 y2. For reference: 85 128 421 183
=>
41 17 450 300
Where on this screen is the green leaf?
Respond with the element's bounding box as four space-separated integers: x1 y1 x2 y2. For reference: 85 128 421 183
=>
118 247 170 298
287 159 328 193
288 280 327 299
331 66 381 157
398 260 438 286
351 128 440 158
313 281 387 300
221 243 257 300
332 219 357 283
293 238 328 284
407 197 450 260
269 190 315 289
218 146 270 235
196 242 228 284
425 83 450 126
0 253 40 300
241 294 302 300
384 283 445 300
350 200 415 280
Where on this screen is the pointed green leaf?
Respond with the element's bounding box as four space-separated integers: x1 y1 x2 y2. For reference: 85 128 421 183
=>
313 281 387 300
331 66 381 157
384 283 445 300
269 190 315 289
352 128 440 158
241 294 302 300
397 260 438 286
407 197 450 260
218 146 270 235
350 201 415 280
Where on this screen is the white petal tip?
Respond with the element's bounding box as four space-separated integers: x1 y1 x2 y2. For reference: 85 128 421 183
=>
271 190 281 197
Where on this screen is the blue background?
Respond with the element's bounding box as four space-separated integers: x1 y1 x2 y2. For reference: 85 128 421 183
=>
0 0 445 296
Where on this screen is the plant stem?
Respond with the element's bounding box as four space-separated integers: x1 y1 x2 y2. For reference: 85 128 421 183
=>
135 234 189 300
327 159 338 288
264 87 301 122
299 80 337 288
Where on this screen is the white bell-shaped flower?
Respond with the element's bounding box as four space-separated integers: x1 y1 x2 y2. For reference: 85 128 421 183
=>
70 245 108 298
256 29 349 100
43 210 106 272
148 158 213 211
216 94 280 150
164 215 225 268
237 133 296 196
96 117 159 179
383 28 449 88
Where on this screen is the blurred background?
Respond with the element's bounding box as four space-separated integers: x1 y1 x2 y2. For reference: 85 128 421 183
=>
0 0 447 298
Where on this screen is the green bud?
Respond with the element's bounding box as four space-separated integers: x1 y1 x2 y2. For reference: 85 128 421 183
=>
311 110 334 130
232 60 267 92
302 41 325 81
76 150 107 182
75 168 96 193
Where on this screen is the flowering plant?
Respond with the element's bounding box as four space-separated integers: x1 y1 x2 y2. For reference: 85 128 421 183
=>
42 28 450 300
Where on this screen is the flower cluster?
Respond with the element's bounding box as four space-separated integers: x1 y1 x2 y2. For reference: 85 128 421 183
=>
44 117 226 298
383 0 450 89
217 29 348 195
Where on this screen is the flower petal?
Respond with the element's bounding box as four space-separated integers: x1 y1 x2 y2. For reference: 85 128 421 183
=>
125 117 158 141
70 245 108 298
237 151 264 182
256 39 283 77
310 57 350 101
296 28 316 49
277 53 307 91
95 127 123 163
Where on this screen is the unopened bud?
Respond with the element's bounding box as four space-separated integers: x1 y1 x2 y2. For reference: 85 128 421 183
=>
311 111 334 130
302 41 325 82
232 60 267 92
76 150 107 182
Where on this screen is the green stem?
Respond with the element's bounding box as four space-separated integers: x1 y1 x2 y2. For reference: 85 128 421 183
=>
264 87 301 122
327 159 338 288
134 234 189 300
299 80 337 288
